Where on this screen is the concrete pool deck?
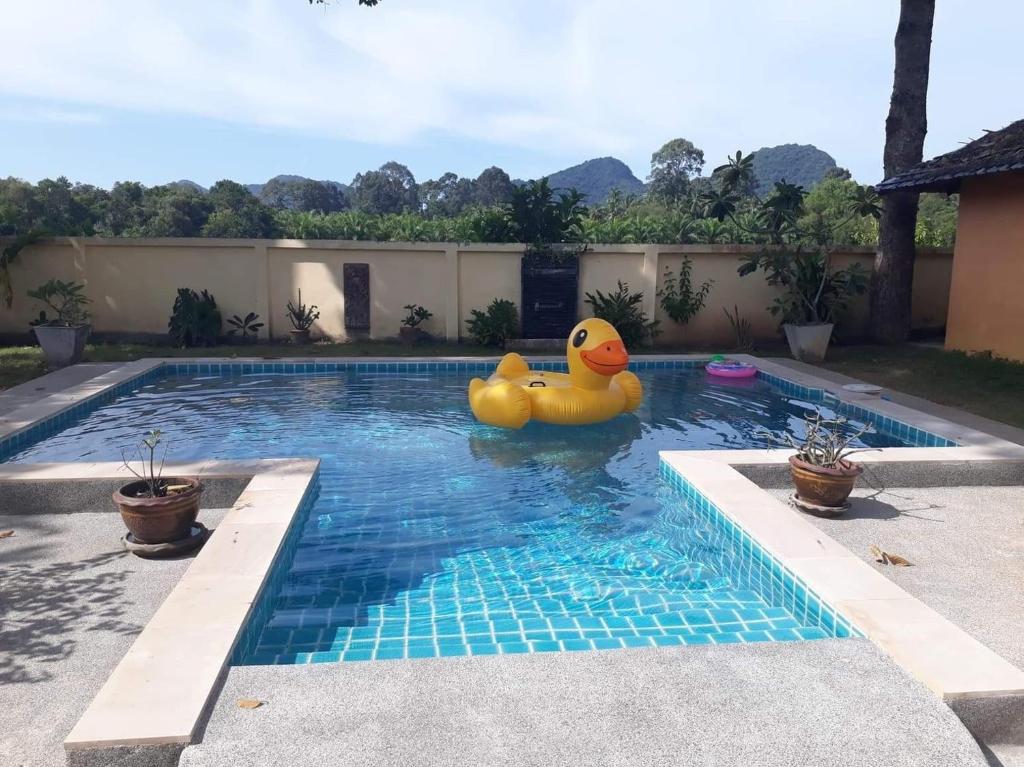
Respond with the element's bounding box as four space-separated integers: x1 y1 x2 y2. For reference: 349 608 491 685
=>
1 356 1023 766
180 641 988 767
0 505 228 767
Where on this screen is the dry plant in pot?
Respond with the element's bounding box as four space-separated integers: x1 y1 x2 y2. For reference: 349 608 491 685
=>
766 410 877 512
113 430 203 544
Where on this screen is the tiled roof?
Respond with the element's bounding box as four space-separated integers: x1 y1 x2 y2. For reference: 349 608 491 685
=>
875 119 1024 193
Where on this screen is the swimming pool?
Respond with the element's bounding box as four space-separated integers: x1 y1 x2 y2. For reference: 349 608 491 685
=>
3 360 942 664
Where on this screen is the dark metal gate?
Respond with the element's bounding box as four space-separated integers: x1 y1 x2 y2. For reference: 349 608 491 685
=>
520 255 579 339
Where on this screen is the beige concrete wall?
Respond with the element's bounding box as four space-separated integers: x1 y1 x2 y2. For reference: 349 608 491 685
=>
0 237 954 347
945 172 1024 361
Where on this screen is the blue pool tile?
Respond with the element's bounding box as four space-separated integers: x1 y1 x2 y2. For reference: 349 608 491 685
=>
406 645 438 659
374 647 405 661
621 636 653 649
529 640 561 653
592 637 623 650
469 644 500 656
560 639 592 652
499 642 530 654
439 644 468 657
341 649 373 662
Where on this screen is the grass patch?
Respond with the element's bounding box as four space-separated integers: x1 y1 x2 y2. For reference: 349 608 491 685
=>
819 345 1024 430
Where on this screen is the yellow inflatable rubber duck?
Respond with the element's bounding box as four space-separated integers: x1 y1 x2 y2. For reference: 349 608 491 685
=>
468 318 643 428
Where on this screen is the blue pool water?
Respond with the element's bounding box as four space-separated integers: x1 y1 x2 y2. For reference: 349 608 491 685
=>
5 365 910 663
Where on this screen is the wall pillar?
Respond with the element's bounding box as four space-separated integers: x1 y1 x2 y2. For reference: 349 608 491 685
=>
444 245 459 341
641 245 660 326
253 242 273 340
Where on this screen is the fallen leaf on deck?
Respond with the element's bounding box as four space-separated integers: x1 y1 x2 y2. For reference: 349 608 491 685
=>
237 698 264 709
0 530 14 539
870 544 912 566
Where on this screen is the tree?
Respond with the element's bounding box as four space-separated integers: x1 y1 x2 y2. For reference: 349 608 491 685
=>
203 180 278 237
142 189 212 237
473 166 515 207
420 172 475 218
350 161 419 215
103 181 148 236
648 138 705 203
260 178 348 212
870 0 935 343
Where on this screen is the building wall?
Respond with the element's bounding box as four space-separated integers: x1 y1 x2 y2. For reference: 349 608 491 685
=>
945 172 1024 361
1 238 953 347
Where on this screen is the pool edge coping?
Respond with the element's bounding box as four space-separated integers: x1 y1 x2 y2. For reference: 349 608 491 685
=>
658 450 1024 702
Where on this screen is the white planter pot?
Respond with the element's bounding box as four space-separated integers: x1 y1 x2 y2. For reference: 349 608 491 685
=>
32 324 91 368
783 323 833 363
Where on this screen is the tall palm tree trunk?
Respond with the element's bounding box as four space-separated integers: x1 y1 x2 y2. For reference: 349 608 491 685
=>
870 0 935 343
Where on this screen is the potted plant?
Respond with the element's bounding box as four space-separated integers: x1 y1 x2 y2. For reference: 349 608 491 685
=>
27 279 92 368
770 410 876 513
226 311 264 344
286 290 319 344
114 430 203 544
400 304 433 344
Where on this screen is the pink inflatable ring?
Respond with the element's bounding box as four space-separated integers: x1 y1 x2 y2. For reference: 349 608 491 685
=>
705 360 757 379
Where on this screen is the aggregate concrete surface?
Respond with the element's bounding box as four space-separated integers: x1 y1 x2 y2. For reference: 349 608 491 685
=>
181 640 987 767
772 484 1024 766
0 507 228 767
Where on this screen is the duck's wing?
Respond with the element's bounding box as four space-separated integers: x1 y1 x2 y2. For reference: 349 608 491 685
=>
495 352 531 379
613 371 643 412
468 379 532 429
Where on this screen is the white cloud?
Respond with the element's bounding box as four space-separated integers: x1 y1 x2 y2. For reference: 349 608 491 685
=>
0 0 1021 181
1 105 103 124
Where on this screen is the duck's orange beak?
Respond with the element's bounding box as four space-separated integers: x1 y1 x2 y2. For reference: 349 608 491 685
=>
580 340 629 376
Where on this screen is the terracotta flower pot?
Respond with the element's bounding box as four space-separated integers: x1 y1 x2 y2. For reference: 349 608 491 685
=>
114 477 203 544
399 326 426 345
788 455 862 509
290 329 312 345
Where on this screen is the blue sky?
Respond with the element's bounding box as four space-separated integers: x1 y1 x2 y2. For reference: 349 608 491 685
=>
1 0 1021 189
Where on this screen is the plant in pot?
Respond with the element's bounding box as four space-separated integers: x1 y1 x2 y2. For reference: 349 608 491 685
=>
226 311 264 344
708 152 881 362
400 304 433 344
286 290 319 344
768 410 877 515
114 430 203 545
27 279 92 368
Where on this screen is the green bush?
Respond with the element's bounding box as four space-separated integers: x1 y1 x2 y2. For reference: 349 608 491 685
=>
583 281 659 348
168 288 221 347
465 299 519 347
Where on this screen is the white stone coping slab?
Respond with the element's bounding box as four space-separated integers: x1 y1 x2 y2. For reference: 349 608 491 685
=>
13 459 323 753
660 451 1024 701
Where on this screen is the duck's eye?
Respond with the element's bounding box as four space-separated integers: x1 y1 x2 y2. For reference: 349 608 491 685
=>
572 329 588 348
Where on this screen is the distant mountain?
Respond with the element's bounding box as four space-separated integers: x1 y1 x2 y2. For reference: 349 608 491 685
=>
167 179 206 194
750 144 838 196
245 174 350 199
543 157 645 204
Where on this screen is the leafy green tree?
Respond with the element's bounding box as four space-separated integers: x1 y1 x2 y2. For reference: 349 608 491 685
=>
801 178 878 246
143 189 212 237
260 178 348 212
914 193 958 247
711 151 756 197
351 162 419 215
509 179 587 247
202 180 277 237
420 172 475 218
648 139 705 203
473 166 515 207
102 181 148 235
0 177 42 235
